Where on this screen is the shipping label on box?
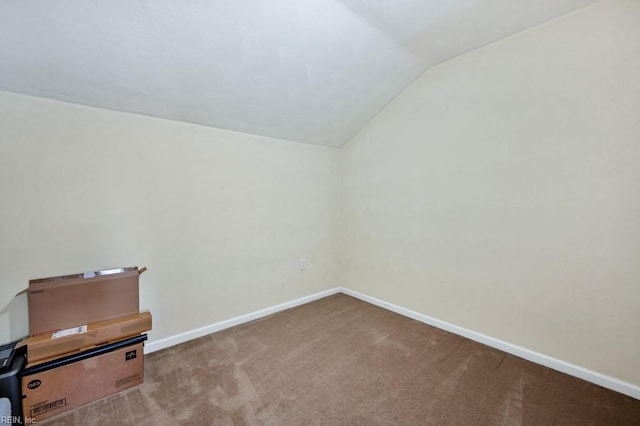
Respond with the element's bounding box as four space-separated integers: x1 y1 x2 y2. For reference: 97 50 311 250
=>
19 311 152 365
22 341 145 422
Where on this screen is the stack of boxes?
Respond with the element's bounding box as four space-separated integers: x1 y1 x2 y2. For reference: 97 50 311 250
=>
17 267 152 422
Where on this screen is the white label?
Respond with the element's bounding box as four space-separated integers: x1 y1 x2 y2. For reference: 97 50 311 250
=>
52 325 87 339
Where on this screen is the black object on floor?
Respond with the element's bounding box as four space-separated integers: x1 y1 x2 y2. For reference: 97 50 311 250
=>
0 348 25 421
0 340 19 372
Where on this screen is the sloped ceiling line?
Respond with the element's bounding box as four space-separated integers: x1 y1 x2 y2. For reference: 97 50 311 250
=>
0 0 596 147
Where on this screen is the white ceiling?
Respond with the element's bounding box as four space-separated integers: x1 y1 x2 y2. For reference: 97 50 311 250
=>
0 0 596 147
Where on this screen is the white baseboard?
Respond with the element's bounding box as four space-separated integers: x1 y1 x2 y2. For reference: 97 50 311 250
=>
142 285 639 400
340 287 640 400
144 287 341 354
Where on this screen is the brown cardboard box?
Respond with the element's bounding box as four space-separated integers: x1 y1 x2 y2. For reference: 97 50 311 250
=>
22 340 145 422
28 267 143 336
18 311 152 365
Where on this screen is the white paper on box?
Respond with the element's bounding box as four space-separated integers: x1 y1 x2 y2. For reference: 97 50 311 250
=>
52 325 87 339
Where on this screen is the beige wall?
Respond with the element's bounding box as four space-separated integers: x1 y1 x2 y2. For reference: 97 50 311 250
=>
342 0 640 385
1 0 638 389
0 92 340 343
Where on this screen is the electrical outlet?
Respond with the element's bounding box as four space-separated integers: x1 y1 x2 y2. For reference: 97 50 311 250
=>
299 259 307 271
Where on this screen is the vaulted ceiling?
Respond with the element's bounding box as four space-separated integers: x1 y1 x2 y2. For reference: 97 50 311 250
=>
0 0 596 147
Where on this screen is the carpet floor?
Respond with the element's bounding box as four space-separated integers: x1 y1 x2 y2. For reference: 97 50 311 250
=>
45 294 640 425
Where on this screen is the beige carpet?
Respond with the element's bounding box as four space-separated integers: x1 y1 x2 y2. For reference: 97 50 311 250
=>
46 294 640 425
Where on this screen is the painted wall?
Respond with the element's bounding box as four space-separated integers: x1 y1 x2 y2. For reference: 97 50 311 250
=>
0 92 340 344
342 0 640 386
1 0 638 391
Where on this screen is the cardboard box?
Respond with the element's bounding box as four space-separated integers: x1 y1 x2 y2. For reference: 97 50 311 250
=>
18 311 152 365
21 337 145 422
28 267 144 336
